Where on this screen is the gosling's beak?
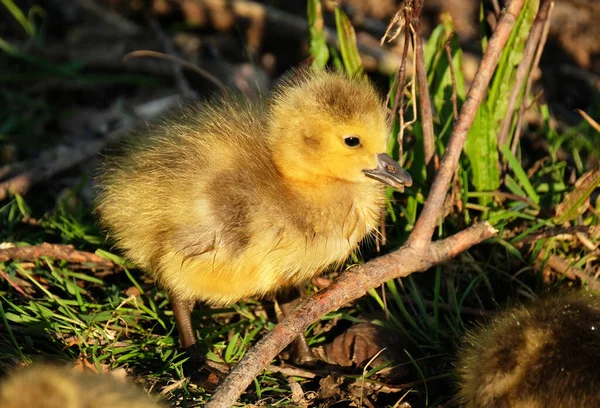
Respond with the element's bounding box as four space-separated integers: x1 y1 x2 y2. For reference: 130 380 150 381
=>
363 153 413 192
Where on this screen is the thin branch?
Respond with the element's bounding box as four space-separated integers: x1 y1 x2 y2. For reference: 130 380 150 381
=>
541 252 600 291
407 0 526 248
0 140 107 201
124 50 226 91
0 243 115 268
205 222 497 408
497 0 551 149
491 0 502 18
511 0 554 156
74 0 141 35
386 8 411 160
443 31 459 120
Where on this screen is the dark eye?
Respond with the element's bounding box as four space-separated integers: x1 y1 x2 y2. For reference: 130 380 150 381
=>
343 135 361 148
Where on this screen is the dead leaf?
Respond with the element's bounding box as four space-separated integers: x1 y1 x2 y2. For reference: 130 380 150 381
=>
316 321 407 378
554 165 600 224
318 374 344 400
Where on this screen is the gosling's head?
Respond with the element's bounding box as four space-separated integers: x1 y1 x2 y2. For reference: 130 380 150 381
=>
268 70 412 191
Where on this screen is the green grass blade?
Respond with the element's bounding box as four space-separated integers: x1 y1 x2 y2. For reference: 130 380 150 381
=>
425 15 466 124
500 144 540 204
464 103 500 201
334 7 363 77
553 165 600 224
1 0 35 37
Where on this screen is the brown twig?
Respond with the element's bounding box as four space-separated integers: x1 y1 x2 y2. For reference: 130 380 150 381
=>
385 7 411 160
541 251 600 290
443 29 460 210
0 96 180 201
502 225 593 246
0 140 107 201
506 224 600 289
407 0 526 248
443 30 459 120
511 0 554 156
74 0 141 35
0 243 115 268
497 0 550 150
491 0 502 18
379 6 411 251
0 271 32 297
124 50 226 91
411 0 436 175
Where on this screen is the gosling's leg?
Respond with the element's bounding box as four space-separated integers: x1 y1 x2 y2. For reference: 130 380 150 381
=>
171 295 197 351
277 292 319 365
170 294 227 388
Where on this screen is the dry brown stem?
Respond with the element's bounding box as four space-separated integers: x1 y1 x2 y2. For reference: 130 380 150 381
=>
123 50 226 90
0 96 180 201
147 17 198 99
386 7 411 160
0 243 115 268
511 0 554 156
0 140 107 201
497 0 551 149
444 31 459 120
541 252 600 290
75 0 141 34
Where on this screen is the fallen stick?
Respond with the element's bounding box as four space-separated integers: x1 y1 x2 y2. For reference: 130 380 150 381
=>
0 243 114 268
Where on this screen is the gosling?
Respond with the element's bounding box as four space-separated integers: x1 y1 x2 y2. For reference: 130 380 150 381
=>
456 292 600 408
96 69 412 364
0 364 163 408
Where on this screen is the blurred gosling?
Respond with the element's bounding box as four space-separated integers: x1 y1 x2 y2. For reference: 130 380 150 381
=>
456 292 600 408
0 364 163 408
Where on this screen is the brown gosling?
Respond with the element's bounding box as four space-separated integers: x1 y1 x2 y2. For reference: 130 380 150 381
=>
95 69 412 364
456 292 600 408
0 364 163 408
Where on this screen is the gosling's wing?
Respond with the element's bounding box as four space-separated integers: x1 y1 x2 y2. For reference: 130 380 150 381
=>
95 93 268 267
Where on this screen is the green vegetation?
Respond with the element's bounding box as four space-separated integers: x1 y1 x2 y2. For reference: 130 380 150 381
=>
1 1 599 406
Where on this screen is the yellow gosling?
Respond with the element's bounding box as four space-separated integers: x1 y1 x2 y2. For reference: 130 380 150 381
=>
96 69 412 362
